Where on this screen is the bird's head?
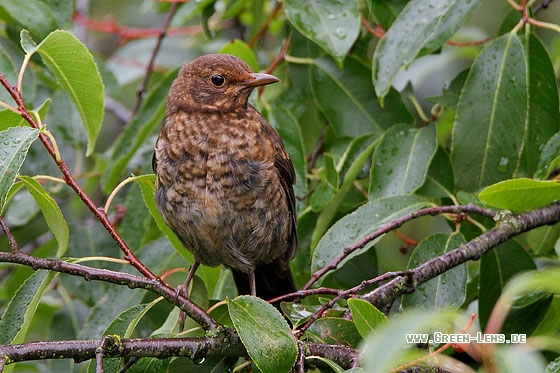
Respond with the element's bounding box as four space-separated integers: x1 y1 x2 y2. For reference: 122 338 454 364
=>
167 54 279 113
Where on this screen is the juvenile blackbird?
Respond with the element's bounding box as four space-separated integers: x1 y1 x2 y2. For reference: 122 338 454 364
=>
153 54 297 300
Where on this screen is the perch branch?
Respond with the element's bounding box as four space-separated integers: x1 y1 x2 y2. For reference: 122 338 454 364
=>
361 202 560 309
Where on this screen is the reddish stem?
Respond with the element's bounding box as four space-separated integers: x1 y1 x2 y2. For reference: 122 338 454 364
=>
360 15 385 39
73 11 202 42
248 2 284 48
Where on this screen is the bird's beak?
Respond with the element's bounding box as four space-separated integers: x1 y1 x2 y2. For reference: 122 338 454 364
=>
245 73 280 88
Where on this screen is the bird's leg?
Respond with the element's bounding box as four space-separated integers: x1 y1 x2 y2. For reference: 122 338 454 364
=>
177 260 200 332
249 269 256 296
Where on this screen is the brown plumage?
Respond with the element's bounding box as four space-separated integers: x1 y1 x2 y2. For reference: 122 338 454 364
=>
153 54 297 300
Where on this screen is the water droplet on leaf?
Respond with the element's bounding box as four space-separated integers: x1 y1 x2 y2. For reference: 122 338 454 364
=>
498 157 509 173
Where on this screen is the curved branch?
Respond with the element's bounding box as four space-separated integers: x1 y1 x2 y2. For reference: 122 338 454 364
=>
302 204 496 290
0 335 358 370
130 2 179 118
0 251 218 330
361 202 560 309
0 333 244 365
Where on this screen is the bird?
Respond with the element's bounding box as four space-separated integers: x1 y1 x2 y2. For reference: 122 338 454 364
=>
152 54 297 301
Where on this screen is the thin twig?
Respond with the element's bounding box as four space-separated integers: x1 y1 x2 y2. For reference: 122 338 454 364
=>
302 204 496 291
307 126 327 174
130 2 179 118
360 15 385 38
534 0 554 13
360 202 560 310
296 271 406 336
248 2 283 48
73 11 203 42
0 215 19 251
0 250 213 327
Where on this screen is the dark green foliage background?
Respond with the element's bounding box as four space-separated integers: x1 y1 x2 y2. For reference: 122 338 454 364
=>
1 0 560 371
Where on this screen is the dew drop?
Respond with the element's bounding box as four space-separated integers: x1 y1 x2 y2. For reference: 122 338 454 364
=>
498 157 509 173
334 28 347 39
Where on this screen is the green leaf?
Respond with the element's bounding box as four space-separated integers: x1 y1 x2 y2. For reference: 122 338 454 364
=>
519 34 560 176
361 309 458 373
0 110 26 132
307 357 346 373
310 181 335 212
2 186 40 226
0 126 39 211
0 270 57 344
19 29 38 54
369 124 437 200
368 0 409 29
321 246 377 289
118 181 150 252
415 147 455 199
281 303 314 329
284 0 360 64
103 70 175 193
501 290 552 338
171 0 215 26
310 135 378 248
19 176 69 257
478 240 536 331
228 296 297 373
348 298 387 339
0 0 57 38
324 153 338 189
451 33 526 191
527 223 560 256
79 237 176 338
372 0 481 99
218 40 259 72
495 346 547 373
535 132 560 180
312 195 429 275
134 174 192 261
0 44 18 105
402 233 467 310
306 317 362 348
500 266 560 303
89 299 163 373
35 30 104 156
310 57 412 138
478 178 560 211
425 69 469 110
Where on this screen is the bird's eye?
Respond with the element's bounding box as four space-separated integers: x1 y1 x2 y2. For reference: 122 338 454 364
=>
211 74 225 87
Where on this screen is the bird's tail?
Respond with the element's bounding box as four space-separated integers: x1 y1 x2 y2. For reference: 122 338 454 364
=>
232 259 296 302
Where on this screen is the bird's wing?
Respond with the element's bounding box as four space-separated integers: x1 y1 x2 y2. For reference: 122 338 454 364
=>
263 124 298 261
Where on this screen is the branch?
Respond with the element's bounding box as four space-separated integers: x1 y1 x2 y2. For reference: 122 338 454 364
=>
302 204 496 290
73 11 203 42
361 202 560 309
0 251 215 327
0 216 19 251
0 336 358 370
0 333 244 365
130 3 179 118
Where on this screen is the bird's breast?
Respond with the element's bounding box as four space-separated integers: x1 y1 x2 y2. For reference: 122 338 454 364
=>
154 109 291 271
157 110 276 207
